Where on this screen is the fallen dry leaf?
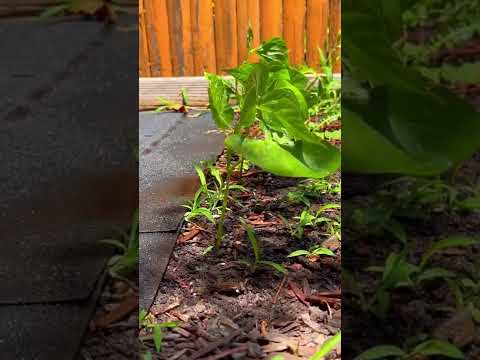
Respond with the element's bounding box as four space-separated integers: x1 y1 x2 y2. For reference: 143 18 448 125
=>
93 293 138 330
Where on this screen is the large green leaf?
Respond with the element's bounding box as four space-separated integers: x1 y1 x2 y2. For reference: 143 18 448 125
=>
225 135 339 178
238 86 257 128
259 83 320 143
342 109 447 175
205 73 234 130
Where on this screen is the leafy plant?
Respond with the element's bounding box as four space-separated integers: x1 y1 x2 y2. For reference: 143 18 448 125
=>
355 337 464 359
100 209 139 276
237 219 287 275
368 236 478 317
183 162 246 226
206 35 341 247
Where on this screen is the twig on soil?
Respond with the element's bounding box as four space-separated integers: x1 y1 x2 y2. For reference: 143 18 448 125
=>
151 301 181 316
272 274 288 304
202 343 249 360
93 293 138 330
189 330 242 360
287 281 310 307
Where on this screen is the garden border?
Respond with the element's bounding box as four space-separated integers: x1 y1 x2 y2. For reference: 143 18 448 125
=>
138 73 341 110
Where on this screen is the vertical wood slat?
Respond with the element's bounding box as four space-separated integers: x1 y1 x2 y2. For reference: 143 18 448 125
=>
306 0 329 70
260 0 283 41
139 0 340 76
139 0 150 76
236 0 260 64
283 0 306 65
214 0 238 73
144 0 172 76
167 0 194 76
190 0 217 75
328 0 341 72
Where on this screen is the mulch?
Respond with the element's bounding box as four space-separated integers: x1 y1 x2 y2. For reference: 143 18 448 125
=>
143 152 342 360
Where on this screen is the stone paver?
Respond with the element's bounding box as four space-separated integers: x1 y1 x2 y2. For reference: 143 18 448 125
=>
139 112 224 309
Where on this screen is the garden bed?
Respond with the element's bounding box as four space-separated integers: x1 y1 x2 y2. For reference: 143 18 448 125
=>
143 152 341 360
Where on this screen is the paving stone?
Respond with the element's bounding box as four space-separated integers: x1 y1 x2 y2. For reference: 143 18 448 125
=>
139 112 224 232
139 232 178 311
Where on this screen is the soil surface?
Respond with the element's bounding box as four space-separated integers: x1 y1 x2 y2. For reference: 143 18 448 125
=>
143 153 341 360
79 273 139 360
342 155 480 359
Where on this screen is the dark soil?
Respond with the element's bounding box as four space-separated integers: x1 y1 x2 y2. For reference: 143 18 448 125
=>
342 154 480 359
79 273 139 360
144 154 341 360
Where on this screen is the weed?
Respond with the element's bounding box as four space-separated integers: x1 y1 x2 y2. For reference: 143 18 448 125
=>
139 309 177 354
292 204 340 240
368 236 478 318
236 219 287 275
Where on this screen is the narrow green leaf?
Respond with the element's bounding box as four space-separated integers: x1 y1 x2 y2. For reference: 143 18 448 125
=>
259 260 287 274
413 339 464 359
152 325 163 353
354 345 406 359
287 250 311 258
205 73 234 129
310 331 341 360
421 236 478 268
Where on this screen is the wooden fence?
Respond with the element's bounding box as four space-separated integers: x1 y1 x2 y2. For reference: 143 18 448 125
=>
139 0 341 77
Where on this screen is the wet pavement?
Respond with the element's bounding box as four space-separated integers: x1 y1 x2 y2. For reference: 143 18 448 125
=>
139 111 224 310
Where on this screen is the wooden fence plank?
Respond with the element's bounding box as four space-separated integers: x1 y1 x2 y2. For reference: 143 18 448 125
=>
167 0 194 76
190 0 217 75
140 0 340 77
236 0 260 64
145 0 172 76
283 0 306 65
139 0 150 77
306 0 329 70
260 0 283 41
328 0 341 72
214 0 238 73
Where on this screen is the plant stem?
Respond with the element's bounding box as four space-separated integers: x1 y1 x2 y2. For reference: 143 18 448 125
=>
239 156 244 179
216 148 233 248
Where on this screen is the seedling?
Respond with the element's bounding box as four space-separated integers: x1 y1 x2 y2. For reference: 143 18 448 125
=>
139 309 177 354
100 209 139 276
236 219 287 275
292 204 340 239
287 245 335 260
368 236 478 317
